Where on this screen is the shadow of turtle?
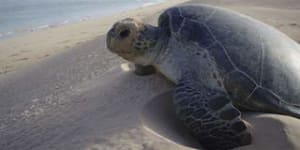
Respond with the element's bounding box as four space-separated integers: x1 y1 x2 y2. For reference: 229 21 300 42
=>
141 91 203 149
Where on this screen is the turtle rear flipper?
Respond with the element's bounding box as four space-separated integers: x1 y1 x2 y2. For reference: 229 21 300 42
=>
174 74 251 150
246 87 300 119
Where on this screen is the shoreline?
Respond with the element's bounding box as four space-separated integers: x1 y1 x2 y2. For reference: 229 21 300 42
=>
0 0 188 78
0 0 168 41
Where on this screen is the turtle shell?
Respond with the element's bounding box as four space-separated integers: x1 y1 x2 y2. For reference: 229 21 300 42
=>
158 5 300 117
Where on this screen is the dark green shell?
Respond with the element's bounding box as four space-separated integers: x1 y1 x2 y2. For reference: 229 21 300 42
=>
159 5 300 117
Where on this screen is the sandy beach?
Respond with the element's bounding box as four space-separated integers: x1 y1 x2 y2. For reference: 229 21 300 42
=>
0 0 300 150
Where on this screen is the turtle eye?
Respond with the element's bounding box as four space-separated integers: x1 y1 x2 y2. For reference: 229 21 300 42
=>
119 29 131 38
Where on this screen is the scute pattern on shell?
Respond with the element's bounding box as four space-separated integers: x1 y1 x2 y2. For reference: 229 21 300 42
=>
158 5 300 112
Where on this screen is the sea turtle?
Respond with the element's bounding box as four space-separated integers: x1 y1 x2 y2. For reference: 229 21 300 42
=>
106 4 300 150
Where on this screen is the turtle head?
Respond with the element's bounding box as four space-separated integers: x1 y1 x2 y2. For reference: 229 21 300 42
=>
106 18 161 65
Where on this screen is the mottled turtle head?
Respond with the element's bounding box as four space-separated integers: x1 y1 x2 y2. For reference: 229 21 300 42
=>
106 18 161 65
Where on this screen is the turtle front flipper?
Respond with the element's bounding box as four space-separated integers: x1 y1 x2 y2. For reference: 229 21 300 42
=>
174 75 251 150
134 64 156 76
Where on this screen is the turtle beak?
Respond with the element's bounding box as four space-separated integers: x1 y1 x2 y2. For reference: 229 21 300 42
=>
106 28 115 51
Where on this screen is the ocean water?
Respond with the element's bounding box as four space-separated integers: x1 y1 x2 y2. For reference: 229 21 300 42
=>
0 0 166 39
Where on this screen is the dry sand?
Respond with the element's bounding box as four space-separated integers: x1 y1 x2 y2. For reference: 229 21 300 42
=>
0 0 300 150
